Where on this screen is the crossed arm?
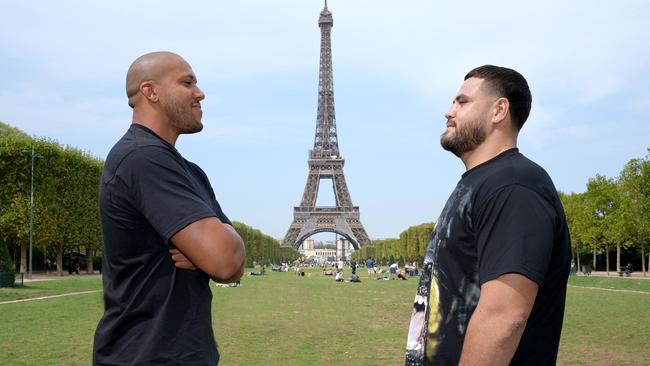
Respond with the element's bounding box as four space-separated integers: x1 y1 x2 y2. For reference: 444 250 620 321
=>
169 217 246 283
458 273 539 366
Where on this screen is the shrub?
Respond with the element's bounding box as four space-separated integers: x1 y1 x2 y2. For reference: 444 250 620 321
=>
0 240 13 272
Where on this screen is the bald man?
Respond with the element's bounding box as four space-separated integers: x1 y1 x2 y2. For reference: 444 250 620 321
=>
93 51 245 366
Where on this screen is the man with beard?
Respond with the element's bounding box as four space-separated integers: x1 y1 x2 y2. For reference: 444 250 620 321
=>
405 65 570 365
93 51 246 365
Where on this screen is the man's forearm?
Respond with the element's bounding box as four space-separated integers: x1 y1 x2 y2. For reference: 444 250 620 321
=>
458 273 538 365
459 303 528 365
210 224 246 282
170 218 246 282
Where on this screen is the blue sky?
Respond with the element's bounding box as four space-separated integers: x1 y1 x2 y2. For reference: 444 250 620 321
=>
1 0 649 240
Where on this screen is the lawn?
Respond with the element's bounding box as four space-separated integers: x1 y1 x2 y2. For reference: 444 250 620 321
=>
0 272 648 365
0 276 101 302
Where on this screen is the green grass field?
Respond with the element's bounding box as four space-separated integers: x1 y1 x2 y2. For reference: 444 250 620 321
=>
0 272 648 365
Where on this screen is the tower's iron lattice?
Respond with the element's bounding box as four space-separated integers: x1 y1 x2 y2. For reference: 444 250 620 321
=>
283 1 371 250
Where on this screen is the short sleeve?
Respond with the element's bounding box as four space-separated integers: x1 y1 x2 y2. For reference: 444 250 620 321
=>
120 147 217 244
475 185 557 287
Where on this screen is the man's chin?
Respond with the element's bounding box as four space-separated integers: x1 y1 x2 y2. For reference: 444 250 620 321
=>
440 139 463 157
183 122 204 134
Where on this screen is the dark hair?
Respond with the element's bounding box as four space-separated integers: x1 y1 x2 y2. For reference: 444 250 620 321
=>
465 65 532 130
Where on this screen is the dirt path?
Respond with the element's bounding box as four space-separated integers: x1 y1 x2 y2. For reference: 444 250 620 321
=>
568 285 650 295
0 290 101 305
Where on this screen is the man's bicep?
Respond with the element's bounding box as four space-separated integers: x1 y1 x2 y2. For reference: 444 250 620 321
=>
479 273 539 316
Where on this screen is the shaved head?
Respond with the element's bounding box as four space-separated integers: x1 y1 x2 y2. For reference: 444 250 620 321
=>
126 51 187 108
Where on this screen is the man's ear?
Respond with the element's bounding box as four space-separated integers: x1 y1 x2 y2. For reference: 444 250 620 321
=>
140 81 159 103
492 97 509 124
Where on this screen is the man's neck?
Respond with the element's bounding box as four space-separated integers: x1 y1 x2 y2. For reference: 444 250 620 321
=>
132 112 178 146
461 138 517 171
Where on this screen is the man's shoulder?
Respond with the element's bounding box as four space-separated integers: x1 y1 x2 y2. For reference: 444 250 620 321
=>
475 151 551 190
462 150 559 212
103 125 182 182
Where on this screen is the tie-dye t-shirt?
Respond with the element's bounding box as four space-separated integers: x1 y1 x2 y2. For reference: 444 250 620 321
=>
405 148 570 366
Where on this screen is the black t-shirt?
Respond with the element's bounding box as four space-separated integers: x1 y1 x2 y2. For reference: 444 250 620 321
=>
405 148 571 366
93 124 231 366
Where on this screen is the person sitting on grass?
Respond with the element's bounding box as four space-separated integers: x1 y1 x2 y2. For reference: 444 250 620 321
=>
335 270 344 282
389 262 399 280
249 265 266 276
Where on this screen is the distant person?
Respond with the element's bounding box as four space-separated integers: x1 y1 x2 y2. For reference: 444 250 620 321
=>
405 65 571 365
366 257 375 279
335 270 344 282
93 51 246 365
404 261 418 276
389 262 399 280
68 255 79 275
250 265 266 276
350 259 357 275
72 255 80 274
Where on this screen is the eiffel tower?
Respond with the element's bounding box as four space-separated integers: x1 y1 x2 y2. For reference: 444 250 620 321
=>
283 0 371 249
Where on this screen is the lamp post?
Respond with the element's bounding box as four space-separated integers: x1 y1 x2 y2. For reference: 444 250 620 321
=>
21 147 41 279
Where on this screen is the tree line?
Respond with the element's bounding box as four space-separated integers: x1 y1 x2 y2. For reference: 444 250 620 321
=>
1 122 102 276
351 223 435 265
0 122 297 274
232 222 300 267
560 149 650 276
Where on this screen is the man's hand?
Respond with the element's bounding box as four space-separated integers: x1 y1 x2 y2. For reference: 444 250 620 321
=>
169 248 197 270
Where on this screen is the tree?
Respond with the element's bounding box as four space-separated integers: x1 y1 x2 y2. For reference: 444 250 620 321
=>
618 151 650 276
0 123 32 272
584 175 625 275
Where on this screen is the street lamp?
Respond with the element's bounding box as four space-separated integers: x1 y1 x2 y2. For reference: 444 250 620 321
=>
21 147 42 279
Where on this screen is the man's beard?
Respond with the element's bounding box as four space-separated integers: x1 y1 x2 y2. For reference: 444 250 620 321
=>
440 119 486 157
163 95 203 134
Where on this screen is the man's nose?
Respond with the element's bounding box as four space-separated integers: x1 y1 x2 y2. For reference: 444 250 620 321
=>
444 105 455 120
195 86 205 101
